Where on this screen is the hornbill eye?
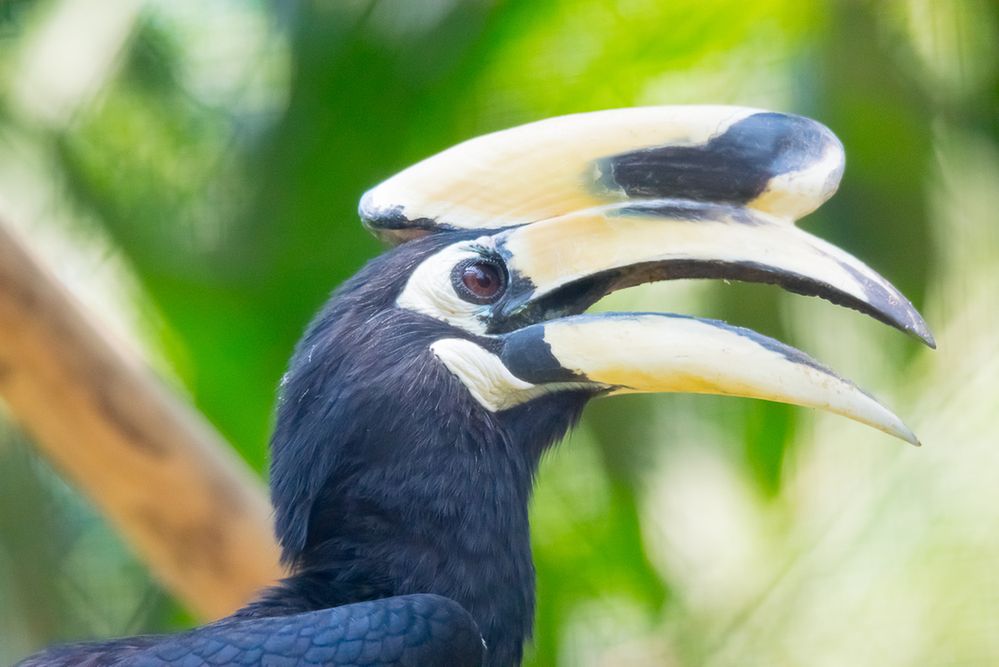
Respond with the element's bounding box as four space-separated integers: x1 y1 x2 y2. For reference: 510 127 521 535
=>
453 258 506 303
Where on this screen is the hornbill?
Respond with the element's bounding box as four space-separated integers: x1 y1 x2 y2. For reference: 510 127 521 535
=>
21 107 933 666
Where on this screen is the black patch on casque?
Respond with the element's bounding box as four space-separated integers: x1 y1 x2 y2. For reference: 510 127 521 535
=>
499 325 586 384
596 112 830 205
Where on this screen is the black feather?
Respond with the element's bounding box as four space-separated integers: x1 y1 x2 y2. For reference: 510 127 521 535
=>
19 595 484 667
21 233 591 667
264 235 589 665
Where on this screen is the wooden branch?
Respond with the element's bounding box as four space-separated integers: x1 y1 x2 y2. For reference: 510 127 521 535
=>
0 221 284 620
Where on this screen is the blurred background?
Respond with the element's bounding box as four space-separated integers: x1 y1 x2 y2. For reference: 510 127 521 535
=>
0 0 997 664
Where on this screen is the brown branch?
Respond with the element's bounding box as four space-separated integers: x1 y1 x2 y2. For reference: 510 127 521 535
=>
0 221 283 620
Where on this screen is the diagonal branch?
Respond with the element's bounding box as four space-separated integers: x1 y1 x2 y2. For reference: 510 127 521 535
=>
0 220 283 620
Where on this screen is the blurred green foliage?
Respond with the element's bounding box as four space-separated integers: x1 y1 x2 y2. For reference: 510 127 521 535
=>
1 0 997 665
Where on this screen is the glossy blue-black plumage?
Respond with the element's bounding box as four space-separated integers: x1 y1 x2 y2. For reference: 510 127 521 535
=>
258 235 591 665
20 234 593 666
20 594 483 666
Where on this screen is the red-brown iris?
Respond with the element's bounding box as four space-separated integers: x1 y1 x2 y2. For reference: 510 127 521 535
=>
454 259 506 303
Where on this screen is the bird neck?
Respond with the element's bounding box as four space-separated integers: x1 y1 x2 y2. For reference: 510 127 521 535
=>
297 426 537 664
261 299 589 664
287 394 585 666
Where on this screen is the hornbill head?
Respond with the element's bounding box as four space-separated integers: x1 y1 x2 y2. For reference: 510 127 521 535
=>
356 106 931 440
268 106 933 665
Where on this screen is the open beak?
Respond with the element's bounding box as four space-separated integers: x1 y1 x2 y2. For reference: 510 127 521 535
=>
482 202 931 445
497 313 919 445
491 201 934 346
364 106 934 444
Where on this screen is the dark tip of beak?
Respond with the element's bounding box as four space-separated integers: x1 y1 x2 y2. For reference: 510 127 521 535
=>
918 329 936 349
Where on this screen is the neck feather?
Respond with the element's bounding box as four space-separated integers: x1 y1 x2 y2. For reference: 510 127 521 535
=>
261 299 588 665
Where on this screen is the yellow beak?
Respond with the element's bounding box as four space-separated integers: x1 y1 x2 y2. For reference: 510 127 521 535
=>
497 313 918 445
363 106 934 444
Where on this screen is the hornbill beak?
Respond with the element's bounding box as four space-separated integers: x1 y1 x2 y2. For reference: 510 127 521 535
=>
495 314 919 445
363 106 934 445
